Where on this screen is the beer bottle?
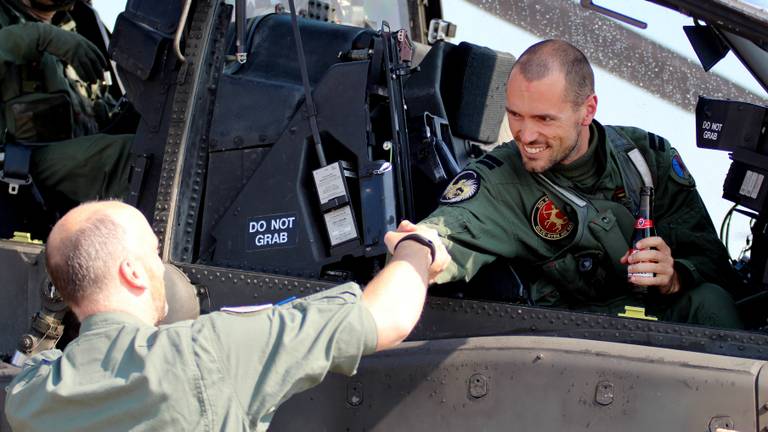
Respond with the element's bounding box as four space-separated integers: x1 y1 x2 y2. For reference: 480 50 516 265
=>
628 186 656 294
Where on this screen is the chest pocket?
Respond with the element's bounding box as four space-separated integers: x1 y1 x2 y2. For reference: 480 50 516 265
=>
5 92 74 142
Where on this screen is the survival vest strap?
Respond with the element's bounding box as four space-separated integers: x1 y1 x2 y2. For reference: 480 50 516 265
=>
532 126 656 264
604 126 654 213
536 126 654 218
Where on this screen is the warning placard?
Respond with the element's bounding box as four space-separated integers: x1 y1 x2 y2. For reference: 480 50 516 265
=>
246 212 299 251
323 205 358 246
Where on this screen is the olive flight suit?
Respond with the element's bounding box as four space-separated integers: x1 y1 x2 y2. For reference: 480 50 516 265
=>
420 121 743 328
4 283 378 432
0 1 132 210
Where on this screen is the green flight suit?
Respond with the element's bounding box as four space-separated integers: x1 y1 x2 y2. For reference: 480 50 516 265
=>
421 121 742 328
0 2 132 207
4 283 378 432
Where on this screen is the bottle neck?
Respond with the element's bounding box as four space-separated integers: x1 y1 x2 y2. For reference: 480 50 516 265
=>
637 187 654 220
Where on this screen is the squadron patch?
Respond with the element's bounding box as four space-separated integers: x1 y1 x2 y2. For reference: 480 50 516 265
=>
440 170 480 204
670 148 695 187
531 195 574 240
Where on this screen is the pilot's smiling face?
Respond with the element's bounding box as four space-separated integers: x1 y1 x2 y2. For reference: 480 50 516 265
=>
505 68 592 173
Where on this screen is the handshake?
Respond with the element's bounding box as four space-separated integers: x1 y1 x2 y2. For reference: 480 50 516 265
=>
383 220 451 283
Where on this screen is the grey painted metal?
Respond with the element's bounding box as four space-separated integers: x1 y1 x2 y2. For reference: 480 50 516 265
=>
415 296 768 360
179 263 334 310
580 0 648 29
758 364 768 431
176 261 768 360
0 240 46 361
270 336 763 431
465 0 766 112
715 0 768 24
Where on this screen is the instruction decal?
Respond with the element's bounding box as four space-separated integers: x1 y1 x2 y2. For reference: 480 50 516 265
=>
247 212 299 250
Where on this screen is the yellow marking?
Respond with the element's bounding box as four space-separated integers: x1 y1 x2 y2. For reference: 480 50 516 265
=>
11 232 43 245
618 306 658 321
542 206 568 232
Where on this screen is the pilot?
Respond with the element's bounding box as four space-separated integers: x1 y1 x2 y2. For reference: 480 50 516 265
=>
0 0 133 213
4 201 449 430
417 39 743 329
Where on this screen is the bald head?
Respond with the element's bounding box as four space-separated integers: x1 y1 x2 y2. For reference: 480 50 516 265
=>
511 39 594 107
46 201 151 308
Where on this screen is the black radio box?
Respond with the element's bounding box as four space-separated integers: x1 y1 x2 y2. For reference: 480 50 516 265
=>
695 96 768 153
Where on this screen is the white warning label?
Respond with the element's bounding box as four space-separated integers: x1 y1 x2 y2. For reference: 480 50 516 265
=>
324 205 358 246
700 120 723 142
740 170 764 199
313 163 347 205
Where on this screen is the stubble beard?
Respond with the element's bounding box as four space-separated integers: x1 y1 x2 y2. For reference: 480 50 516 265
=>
522 131 582 174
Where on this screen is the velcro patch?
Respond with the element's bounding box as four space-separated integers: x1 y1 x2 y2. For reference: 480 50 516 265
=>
440 170 480 204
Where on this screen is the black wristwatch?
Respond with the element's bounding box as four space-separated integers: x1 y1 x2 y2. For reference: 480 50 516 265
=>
394 233 436 265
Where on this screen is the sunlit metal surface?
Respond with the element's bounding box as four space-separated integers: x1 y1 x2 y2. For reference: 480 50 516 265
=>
242 0 407 29
721 0 768 19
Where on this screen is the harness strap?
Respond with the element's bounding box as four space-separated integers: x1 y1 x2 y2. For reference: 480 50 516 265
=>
532 126 657 265
604 126 655 215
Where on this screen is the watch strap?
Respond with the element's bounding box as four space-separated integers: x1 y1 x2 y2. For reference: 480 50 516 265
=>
393 233 436 265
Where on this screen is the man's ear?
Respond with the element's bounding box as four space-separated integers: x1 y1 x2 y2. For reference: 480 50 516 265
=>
118 258 148 295
581 94 597 126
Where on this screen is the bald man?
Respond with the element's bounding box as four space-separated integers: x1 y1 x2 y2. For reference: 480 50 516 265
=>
419 39 743 328
4 201 449 431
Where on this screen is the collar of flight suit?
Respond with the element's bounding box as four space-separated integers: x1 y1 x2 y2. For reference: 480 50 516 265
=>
79 311 155 334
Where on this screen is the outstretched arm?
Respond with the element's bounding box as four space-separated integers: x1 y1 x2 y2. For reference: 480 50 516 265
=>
0 22 106 82
362 220 450 351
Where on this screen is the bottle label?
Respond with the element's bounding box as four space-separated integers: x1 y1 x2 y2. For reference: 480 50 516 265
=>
634 218 653 229
627 248 654 279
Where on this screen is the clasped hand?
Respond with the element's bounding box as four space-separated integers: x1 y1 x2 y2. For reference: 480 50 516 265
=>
620 236 680 294
384 220 451 283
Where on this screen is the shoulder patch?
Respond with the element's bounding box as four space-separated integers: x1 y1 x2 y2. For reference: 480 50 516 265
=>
441 170 480 204
669 148 695 187
531 195 574 240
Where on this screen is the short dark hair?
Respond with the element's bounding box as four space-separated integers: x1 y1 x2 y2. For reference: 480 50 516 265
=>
512 39 594 106
46 214 127 306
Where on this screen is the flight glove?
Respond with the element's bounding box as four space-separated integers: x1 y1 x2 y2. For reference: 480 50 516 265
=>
0 22 107 83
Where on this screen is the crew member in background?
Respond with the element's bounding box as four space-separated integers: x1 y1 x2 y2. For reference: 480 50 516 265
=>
5 200 449 430
0 0 133 214
417 39 742 328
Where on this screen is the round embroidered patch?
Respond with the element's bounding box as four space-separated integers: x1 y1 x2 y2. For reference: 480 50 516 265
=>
531 195 574 240
440 170 480 204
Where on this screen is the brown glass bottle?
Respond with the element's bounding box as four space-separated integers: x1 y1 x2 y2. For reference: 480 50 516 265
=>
628 186 656 294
